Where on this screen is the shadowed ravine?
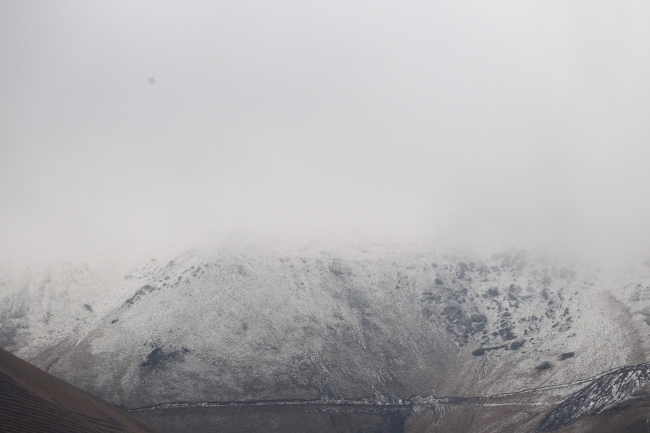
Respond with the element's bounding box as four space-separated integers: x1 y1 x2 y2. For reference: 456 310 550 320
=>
127 361 650 432
8 246 650 432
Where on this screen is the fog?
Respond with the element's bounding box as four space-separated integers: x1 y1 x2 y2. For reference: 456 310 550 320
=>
1 0 650 266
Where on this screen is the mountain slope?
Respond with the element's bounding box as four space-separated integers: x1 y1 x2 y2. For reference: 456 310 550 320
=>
3 241 650 432
0 347 160 433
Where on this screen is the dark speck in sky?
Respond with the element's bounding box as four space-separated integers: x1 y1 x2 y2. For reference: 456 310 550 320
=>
1 1 649 265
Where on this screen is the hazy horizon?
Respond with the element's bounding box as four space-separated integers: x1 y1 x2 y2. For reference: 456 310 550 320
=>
2 1 650 267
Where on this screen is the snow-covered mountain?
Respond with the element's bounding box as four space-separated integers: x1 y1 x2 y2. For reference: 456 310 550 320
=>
3 240 650 432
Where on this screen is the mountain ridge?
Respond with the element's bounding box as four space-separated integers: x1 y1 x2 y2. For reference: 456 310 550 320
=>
3 241 650 431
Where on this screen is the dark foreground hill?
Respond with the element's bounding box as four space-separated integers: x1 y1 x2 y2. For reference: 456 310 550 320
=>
0 347 159 433
5 242 650 432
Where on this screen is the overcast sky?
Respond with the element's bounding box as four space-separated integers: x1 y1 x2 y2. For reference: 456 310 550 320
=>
1 0 649 265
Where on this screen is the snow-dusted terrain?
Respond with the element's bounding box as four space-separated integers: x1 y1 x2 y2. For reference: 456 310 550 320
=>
3 240 650 432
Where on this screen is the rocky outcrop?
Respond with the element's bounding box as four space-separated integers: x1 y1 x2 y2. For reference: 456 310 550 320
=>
3 242 650 432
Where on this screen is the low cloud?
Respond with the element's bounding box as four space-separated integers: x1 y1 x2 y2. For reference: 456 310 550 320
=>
1 0 649 266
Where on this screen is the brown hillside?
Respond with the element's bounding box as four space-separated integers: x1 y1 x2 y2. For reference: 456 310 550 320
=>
0 348 160 433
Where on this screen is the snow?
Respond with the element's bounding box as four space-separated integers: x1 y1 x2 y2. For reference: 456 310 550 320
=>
1 240 650 428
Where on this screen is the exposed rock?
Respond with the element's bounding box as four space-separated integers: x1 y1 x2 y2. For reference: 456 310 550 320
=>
537 363 650 431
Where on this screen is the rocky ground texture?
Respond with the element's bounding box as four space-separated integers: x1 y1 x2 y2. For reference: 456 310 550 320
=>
3 240 650 432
